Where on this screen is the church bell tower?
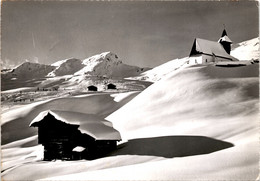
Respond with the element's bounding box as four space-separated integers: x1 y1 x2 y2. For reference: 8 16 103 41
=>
218 28 232 54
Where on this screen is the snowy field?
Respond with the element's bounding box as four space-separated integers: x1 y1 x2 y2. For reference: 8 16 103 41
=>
1 38 259 180
1 62 259 180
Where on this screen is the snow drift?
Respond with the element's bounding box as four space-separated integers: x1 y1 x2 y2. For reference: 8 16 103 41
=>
103 63 259 180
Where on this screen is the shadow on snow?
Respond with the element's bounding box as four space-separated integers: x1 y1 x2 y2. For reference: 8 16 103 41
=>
109 136 234 158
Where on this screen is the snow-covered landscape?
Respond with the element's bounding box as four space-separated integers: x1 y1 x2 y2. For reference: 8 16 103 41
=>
1 34 259 181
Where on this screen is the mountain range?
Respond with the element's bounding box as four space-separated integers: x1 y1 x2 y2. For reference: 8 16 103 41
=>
1 52 150 91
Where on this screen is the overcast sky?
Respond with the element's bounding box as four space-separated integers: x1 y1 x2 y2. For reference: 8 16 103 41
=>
1 1 259 68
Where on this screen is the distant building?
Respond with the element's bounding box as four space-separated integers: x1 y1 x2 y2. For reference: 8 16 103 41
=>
107 83 117 90
189 29 237 64
29 110 121 160
87 85 98 91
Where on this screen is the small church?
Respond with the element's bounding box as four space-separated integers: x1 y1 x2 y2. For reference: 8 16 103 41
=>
188 29 238 64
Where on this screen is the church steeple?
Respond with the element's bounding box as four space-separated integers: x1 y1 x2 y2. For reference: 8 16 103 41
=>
218 28 232 54
221 29 228 37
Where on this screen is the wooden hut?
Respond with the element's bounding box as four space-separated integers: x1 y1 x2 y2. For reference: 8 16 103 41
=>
87 85 98 91
29 110 121 160
107 83 116 90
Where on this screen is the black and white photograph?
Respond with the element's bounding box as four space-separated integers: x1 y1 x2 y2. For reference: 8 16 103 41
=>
1 0 259 180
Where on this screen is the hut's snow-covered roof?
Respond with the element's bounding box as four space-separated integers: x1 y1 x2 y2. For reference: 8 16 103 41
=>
29 110 121 141
190 38 234 60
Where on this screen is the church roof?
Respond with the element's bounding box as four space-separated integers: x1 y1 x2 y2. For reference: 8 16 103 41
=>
189 38 234 60
29 110 121 141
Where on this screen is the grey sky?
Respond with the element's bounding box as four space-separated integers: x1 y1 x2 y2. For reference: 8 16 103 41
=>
1 1 259 68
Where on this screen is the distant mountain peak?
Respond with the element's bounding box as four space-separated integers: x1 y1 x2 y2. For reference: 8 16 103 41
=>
48 58 84 76
82 52 121 65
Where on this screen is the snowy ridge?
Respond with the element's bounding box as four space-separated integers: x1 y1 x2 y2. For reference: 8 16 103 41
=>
48 58 84 76
231 37 259 61
75 52 148 78
1 62 55 80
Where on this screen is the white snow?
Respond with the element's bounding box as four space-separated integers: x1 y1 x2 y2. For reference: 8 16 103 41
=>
2 63 258 180
231 37 259 61
130 57 189 82
1 38 259 180
110 91 140 102
72 146 86 152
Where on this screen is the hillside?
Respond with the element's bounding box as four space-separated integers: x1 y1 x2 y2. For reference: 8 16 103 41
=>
129 57 189 82
104 64 259 180
231 37 259 61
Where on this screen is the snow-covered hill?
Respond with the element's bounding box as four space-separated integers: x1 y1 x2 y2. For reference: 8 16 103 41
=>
1 62 55 80
231 37 259 61
75 52 149 78
129 57 189 82
48 58 84 76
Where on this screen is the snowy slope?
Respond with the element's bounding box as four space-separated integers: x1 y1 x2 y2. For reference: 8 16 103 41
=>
1 63 258 180
75 52 149 78
231 37 259 61
129 57 189 82
107 64 259 139
104 64 259 180
48 58 84 76
4 63 256 181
